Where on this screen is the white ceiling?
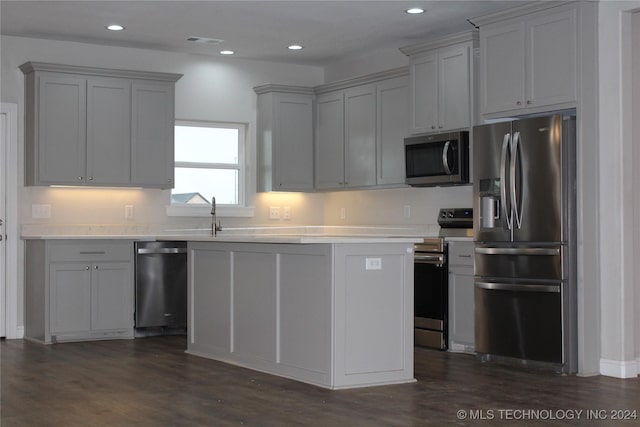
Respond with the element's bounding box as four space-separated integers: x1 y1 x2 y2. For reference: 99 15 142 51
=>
0 1 522 66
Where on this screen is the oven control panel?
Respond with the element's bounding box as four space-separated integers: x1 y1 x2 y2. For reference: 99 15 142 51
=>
438 208 473 228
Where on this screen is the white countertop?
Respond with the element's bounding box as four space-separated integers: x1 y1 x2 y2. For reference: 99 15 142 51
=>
20 224 427 244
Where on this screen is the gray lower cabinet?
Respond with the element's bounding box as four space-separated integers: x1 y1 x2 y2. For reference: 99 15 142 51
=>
447 240 475 352
26 240 134 344
20 62 181 188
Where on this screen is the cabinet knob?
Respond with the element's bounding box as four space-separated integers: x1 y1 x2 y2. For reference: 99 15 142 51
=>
516 101 522 106
431 125 436 130
85 266 90 270
167 179 172 183
438 125 443 129
78 176 83 181
89 177 94 181
94 265 99 270
527 100 532 105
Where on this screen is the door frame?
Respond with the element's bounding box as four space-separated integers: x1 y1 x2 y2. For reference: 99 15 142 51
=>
1 103 20 339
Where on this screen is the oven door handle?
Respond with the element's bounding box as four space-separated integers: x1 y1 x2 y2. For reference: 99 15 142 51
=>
414 254 445 266
475 281 560 293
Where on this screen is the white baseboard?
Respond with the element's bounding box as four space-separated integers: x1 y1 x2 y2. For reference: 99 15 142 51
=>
14 326 24 339
600 358 639 378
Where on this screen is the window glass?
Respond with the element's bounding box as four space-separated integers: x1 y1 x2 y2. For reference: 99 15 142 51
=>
171 121 244 206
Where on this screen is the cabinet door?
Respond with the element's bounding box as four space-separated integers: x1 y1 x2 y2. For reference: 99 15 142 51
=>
448 267 475 350
409 52 438 134
49 263 91 334
131 82 175 188
86 78 131 185
315 92 345 190
526 8 577 108
345 85 376 188
439 45 471 131
377 76 409 186
480 21 526 114
91 262 133 331
37 75 87 185
274 94 314 191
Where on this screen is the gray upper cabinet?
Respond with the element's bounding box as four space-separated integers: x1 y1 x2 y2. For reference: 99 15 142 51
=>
479 5 577 116
131 82 176 188
20 62 182 188
31 73 87 185
87 78 131 185
315 91 346 190
315 68 409 191
254 86 315 192
401 31 477 135
376 76 409 186
344 85 377 188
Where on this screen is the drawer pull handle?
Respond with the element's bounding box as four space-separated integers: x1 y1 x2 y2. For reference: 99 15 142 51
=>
458 254 472 258
79 251 106 255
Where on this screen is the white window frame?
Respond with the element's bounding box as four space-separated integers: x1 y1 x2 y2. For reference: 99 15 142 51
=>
166 120 254 218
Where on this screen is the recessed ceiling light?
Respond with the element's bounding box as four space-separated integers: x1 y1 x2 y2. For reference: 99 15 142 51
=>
106 24 125 31
405 8 425 14
288 45 304 51
220 50 235 55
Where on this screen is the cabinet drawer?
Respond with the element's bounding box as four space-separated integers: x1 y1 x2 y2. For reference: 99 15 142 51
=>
448 241 474 267
48 240 133 262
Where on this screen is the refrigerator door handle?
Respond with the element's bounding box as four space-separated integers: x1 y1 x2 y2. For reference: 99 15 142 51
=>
511 131 523 229
475 247 560 256
500 133 512 230
442 140 452 175
475 281 560 293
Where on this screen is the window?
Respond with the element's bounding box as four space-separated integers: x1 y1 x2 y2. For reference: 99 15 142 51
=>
171 121 246 209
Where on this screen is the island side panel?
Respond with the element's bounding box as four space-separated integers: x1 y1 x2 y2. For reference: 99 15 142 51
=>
278 247 333 385
187 245 231 357
333 243 415 389
233 249 278 364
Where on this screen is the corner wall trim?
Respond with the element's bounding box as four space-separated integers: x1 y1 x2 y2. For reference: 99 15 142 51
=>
599 358 639 379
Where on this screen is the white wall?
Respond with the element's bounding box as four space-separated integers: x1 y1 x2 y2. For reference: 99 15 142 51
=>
597 0 640 378
323 186 472 232
324 46 408 82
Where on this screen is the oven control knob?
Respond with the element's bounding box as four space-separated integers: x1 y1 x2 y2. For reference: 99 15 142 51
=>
448 212 454 218
440 211 447 219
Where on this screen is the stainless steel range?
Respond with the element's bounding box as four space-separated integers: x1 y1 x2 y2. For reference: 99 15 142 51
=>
414 208 472 349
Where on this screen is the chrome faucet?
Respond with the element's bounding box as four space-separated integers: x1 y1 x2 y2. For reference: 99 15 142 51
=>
211 196 222 236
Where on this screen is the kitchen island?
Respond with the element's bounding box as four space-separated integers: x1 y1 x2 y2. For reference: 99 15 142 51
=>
179 236 418 390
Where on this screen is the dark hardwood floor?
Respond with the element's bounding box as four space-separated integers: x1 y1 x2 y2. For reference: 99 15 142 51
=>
1 336 638 426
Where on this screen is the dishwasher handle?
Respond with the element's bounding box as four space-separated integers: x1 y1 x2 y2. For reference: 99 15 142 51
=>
137 247 187 255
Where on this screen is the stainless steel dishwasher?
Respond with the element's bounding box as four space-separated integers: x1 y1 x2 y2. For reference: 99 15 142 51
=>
135 241 187 332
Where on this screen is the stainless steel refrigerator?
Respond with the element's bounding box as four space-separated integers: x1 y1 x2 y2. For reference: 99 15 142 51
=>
473 114 577 373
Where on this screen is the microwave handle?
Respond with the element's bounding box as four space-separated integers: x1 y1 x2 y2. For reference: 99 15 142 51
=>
442 140 452 175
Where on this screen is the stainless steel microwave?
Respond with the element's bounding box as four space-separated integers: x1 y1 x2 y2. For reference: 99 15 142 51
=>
404 131 469 187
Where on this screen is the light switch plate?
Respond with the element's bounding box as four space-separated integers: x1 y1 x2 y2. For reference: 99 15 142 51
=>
125 205 134 219
32 204 51 219
269 206 281 220
283 206 291 220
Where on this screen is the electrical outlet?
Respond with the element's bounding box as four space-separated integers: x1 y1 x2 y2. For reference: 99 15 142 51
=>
283 206 291 220
403 205 411 219
365 258 382 270
340 207 346 220
269 206 281 220
32 204 51 219
125 205 134 219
